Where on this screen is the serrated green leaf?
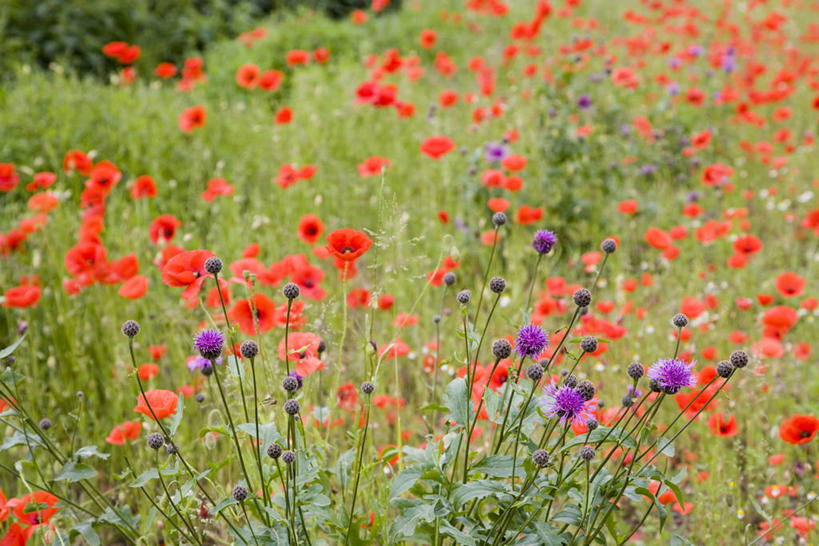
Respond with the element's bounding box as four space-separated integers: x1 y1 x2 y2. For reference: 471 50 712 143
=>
74 445 110 460
129 468 158 488
390 466 424 500
212 496 238 516
452 480 507 508
54 461 97 482
470 455 515 478
70 521 100 546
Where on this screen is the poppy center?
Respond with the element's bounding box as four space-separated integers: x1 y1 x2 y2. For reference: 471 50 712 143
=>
800 430 811 438
342 246 355 254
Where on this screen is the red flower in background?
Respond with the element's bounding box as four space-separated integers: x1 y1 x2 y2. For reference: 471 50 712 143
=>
774 272 805 298
149 214 182 245
178 105 206 133
134 389 178 420
3 285 41 308
326 229 373 262
779 414 818 444
420 136 455 159
229 293 278 335
708 413 739 437
105 421 142 445
297 214 324 245
160 249 215 300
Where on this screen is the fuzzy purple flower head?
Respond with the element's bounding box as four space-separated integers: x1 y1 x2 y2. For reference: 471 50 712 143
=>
188 355 220 372
647 358 697 394
532 230 557 255
484 142 508 163
541 382 597 425
515 324 548 359
194 329 224 360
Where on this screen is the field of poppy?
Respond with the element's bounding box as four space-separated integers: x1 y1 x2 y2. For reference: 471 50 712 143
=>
1 0 818 544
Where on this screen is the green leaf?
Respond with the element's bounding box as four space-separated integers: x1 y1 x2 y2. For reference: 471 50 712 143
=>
0 367 25 386
168 393 184 436
74 445 110 460
670 534 696 546
561 426 636 452
70 521 100 546
390 466 424 500
129 468 159 488
470 455 515 478
54 461 97 482
389 501 435 540
452 480 507 508
438 520 477 545
444 378 468 428
552 504 582 525
417 403 448 413
0 334 26 359
237 421 281 448
0 431 42 451
212 497 238 516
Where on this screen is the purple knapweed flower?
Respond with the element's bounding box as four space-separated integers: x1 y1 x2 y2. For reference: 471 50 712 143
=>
188 355 220 372
541 382 597 425
577 95 591 109
532 230 557 255
484 142 508 163
194 329 224 360
515 324 548 359
647 358 697 394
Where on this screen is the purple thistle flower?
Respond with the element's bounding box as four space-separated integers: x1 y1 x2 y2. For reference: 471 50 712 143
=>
647 358 697 394
515 325 548 359
540 382 597 425
484 142 508 163
194 329 224 360
532 230 557 255
188 355 220 372
577 95 592 109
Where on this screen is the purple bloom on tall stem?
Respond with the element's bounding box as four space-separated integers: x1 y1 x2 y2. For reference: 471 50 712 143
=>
515 324 548 359
577 95 591 109
647 358 697 394
194 329 224 360
484 142 508 163
540 382 597 425
532 230 557 255
188 355 220 372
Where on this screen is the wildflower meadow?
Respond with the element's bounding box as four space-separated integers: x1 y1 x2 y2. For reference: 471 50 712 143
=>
1 0 818 544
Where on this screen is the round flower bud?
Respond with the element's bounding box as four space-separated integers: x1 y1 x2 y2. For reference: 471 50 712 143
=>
563 375 578 389
282 376 299 392
621 393 634 407
232 486 248 502
456 290 471 305
147 433 164 450
195 393 205 403
121 320 140 338
649 378 662 393
526 363 544 382
282 282 300 300
201 363 213 377
579 446 596 461
716 360 734 378
361 381 375 395
283 399 300 416
317 340 327 354
573 288 592 308
627 362 644 380
729 350 748 369
39 418 52 430
204 257 223 275
601 239 617 254
443 272 456 287
576 380 595 401
281 450 296 465
492 212 507 227
586 418 599 432
580 336 598 353
432 315 441 324
532 449 550 468
491 339 512 360
267 443 283 459
166 443 178 455
672 313 689 328
240 340 259 359
489 276 506 294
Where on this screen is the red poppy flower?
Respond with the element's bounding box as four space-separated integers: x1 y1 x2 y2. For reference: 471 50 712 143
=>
13 491 59 525
378 294 394 310
155 62 177 78
439 89 458 108
26 172 56 191
379 338 410 359
618 199 638 214
733 234 762 255
419 29 437 48
118 275 148 299
63 150 93 175
701 163 734 186
774 272 805 298
357 156 390 177
160 249 215 300
297 214 324 245
178 105 207 133
134 389 178 420
645 227 672 249
229 293 278 335
420 136 455 160
3 285 41 308
501 154 527 172
708 412 739 437
313 47 330 63
278 332 325 376
131 175 157 199
149 214 182 245
286 50 310 66
779 414 818 444
105 421 142 445
275 106 292 124
258 69 284 91
516 205 543 225
326 229 373 262
337 382 359 411
236 63 260 88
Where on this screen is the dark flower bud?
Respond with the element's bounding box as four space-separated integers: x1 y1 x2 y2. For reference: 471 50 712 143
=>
282 450 296 465
318 340 326 354
649 378 662 393
576 380 595 401
267 443 283 459
586 418 598 432
729 350 748 369
282 376 299 392
672 313 689 328
201 363 213 377
147 433 164 450
573 288 591 308
204 257 223 275
456 290 471 305
532 449 550 468
432 315 441 324
195 393 205 403
39 418 52 430
492 212 507 227
627 362 644 380
580 336 598 353
578 305 589 316
166 443 178 455
564 375 578 389
283 399 300 416
282 282 300 300
492 339 512 360
240 340 259 359
621 393 634 407
579 446 596 461
121 320 140 338
232 486 248 502
716 360 734 378
443 272 456 286
526 363 544 382
361 381 375 395
601 239 617 254
489 276 506 294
